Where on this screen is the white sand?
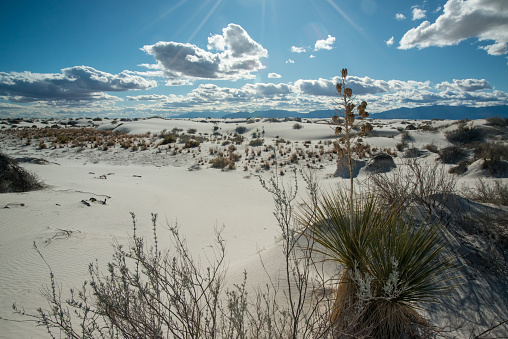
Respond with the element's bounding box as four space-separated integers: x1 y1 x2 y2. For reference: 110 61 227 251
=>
0 117 507 337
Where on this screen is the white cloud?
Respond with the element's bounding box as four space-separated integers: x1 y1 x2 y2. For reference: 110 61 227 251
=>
396 13 406 20
436 78 491 91
141 23 267 82
412 7 427 20
291 46 306 53
286 59 295 64
399 0 508 58
0 66 156 103
268 73 281 78
310 55 316 58
314 35 336 51
386 36 395 47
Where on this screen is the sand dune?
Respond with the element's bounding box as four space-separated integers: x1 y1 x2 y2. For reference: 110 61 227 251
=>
0 117 507 337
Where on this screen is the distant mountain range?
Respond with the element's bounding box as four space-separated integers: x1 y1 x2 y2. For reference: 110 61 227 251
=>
174 105 508 120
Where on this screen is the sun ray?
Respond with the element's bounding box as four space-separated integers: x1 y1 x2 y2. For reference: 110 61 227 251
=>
187 0 224 43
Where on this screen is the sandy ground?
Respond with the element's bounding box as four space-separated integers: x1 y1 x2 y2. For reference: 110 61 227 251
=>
0 117 507 337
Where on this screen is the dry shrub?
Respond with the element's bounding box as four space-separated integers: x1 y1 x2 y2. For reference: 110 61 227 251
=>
0 152 44 193
439 145 468 164
486 116 508 127
445 125 483 145
368 158 458 213
463 178 508 206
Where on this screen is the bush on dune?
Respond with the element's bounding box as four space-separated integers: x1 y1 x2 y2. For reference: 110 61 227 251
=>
0 152 43 193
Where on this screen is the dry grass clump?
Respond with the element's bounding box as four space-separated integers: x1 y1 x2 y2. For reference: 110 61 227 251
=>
249 138 264 147
0 152 44 193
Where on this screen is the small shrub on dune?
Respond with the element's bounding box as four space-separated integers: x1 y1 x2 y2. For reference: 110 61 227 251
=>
425 143 439 153
448 161 469 175
184 140 200 148
445 125 483 144
464 178 508 206
293 123 303 130
235 126 247 134
210 155 235 169
249 138 264 147
0 152 44 193
160 133 177 145
486 116 508 127
475 142 508 176
439 145 468 164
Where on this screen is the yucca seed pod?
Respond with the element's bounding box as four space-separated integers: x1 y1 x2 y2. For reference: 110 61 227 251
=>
332 115 339 124
336 83 342 94
335 126 342 135
345 88 352 98
341 68 348 78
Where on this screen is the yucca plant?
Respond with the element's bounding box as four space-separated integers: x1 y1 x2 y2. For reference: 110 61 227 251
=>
297 190 457 338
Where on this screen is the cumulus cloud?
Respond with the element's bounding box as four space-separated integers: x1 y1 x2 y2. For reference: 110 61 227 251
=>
396 13 406 20
141 23 267 82
310 55 316 58
0 66 156 103
399 0 508 57
127 94 172 101
386 36 395 47
286 59 295 64
436 78 491 92
268 73 281 78
412 7 426 20
291 46 306 53
314 35 335 51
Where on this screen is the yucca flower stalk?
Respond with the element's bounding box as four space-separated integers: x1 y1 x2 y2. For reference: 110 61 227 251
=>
332 68 373 229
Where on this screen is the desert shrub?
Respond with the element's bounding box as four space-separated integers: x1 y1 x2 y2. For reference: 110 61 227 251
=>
0 152 44 193
448 161 469 175
463 178 508 206
396 142 405 152
230 133 245 145
404 147 422 158
293 123 303 130
368 158 458 214
439 145 468 164
486 116 508 127
187 128 197 134
184 140 200 148
425 144 439 153
160 133 177 145
235 126 247 134
474 142 508 176
249 138 264 147
210 155 232 169
445 125 483 144
400 131 414 143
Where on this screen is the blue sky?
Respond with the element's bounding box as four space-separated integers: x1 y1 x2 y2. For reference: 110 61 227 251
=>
1 0 507 118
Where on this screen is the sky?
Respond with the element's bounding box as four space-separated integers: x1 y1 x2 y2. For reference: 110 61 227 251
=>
1 0 508 118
